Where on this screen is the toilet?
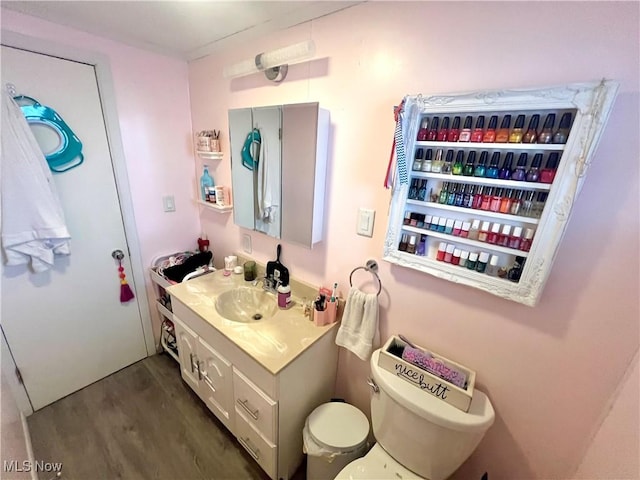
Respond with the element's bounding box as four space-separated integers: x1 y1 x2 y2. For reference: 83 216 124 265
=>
335 349 495 480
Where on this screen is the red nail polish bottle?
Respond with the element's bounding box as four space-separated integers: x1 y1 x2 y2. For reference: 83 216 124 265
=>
458 115 473 142
482 115 498 143
540 152 560 183
437 117 450 142
447 116 461 142
427 116 439 141
470 115 485 143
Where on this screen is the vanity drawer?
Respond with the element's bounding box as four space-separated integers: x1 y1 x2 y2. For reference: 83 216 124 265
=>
233 368 278 442
235 411 277 479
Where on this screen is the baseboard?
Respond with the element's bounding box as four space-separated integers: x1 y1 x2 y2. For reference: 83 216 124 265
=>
20 412 38 480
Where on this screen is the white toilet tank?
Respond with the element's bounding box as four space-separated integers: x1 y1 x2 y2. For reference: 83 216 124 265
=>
370 350 495 480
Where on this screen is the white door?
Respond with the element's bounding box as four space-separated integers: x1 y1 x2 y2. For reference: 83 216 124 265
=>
1 45 148 410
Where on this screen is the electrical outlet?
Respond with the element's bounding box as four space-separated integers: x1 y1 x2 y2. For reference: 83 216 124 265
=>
163 195 176 212
242 234 252 253
356 208 375 237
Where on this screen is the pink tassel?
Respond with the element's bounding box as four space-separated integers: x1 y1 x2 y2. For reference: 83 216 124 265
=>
118 260 135 303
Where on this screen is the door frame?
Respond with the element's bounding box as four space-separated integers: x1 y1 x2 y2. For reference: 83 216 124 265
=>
1 31 155 357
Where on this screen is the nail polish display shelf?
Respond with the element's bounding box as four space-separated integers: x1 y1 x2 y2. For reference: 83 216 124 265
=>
414 141 565 151
406 200 541 225
383 80 619 306
402 225 530 257
411 172 552 191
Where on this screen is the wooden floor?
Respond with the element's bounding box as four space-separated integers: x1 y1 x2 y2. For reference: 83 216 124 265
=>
27 353 304 480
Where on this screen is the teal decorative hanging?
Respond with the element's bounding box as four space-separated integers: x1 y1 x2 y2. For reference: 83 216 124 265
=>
241 128 261 170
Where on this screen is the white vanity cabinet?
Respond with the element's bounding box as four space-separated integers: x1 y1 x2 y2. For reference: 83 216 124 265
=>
170 296 339 480
173 317 234 433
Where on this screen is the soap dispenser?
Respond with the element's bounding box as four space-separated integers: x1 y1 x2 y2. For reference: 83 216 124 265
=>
277 282 291 309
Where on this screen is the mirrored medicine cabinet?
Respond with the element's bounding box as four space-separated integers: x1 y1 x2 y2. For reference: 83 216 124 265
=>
383 80 618 306
228 102 329 248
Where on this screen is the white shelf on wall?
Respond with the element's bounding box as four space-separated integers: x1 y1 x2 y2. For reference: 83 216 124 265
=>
196 150 223 160
196 199 233 212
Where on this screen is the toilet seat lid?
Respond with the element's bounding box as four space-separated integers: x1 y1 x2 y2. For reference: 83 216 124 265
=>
335 444 424 479
308 402 369 451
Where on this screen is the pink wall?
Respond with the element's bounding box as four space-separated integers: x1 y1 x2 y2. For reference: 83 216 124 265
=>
189 2 639 479
1 9 201 341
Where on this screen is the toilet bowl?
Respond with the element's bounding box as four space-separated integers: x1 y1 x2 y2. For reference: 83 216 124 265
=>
335 349 495 480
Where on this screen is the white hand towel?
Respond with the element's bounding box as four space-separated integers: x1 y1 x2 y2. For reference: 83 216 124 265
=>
335 287 379 361
1 90 71 272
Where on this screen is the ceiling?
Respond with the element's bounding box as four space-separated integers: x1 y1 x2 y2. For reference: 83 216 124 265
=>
2 1 360 61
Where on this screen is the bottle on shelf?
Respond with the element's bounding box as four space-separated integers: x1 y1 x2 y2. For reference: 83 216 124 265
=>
421 149 433 172
522 114 540 143
495 115 512 143
522 190 536 216
474 151 489 177
399 234 409 252
200 164 215 201
497 225 511 247
436 242 447 261
406 235 418 254
510 189 524 215
463 150 476 176
446 183 457 206
452 150 464 175
458 115 473 142
454 185 465 206
470 115 485 143
538 113 556 143
553 112 573 144
526 153 543 182
533 192 548 218
463 184 474 208
499 152 514 179
509 226 523 250
500 189 514 213
481 186 493 210
476 252 490 273
467 252 479 270
490 188 503 212
509 115 526 143
486 152 501 179
417 118 429 141
417 180 428 201
438 182 449 204
520 229 535 252
468 219 481 240
442 149 454 174
409 178 419 199
459 250 469 267
472 185 484 209
412 148 424 171
427 117 439 141
478 221 491 242
483 115 498 143
487 223 501 244
431 149 444 173
540 152 559 183
511 152 528 181
486 255 500 276
447 116 461 142
436 117 450 142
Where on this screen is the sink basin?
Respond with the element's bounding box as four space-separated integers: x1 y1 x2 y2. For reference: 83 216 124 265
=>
215 287 278 322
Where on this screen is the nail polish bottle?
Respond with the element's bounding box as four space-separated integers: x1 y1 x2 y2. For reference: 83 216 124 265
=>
500 189 514 213
442 149 454 174
510 190 523 216
533 192 548 218
522 190 536 216
444 244 455 263
553 112 572 144
437 117 450 142
508 114 526 143
447 116 461 142
486 152 501 179
453 220 463 236
487 223 501 244
403 211 411 226
416 213 425 228
452 150 464 175
452 248 461 266
466 252 479 270
478 221 491 242
416 235 427 256
511 153 528 181
470 116 485 143
482 115 498 143
497 224 511 246
431 148 444 173
406 235 417 254
430 216 440 231
507 256 526 282
495 115 512 143
522 114 540 143
509 226 523 250
526 153 543 182
499 152 514 179
459 250 469 268
486 254 500 276
463 151 476 176
439 182 449 204
481 186 493 211
490 188 503 212
412 148 424 171
463 184 474 208
438 217 447 232
538 113 556 144
521 228 535 252
436 242 447 261
458 115 473 142
417 118 429 141
408 213 417 227
399 234 409 251
540 152 559 183
461 221 471 238
424 215 433 230
421 149 433 172
417 179 428 201
447 183 457 206
474 151 488 177
454 185 465 207
445 218 455 234
472 185 484 209
408 179 419 199
476 252 490 273
468 219 481 240
427 116 439 141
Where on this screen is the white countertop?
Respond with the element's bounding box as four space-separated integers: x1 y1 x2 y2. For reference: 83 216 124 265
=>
167 270 338 374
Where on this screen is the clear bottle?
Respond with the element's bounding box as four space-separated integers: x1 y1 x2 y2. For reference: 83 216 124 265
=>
421 149 433 172
200 165 215 201
522 190 536 216
412 148 424 171
431 149 444 173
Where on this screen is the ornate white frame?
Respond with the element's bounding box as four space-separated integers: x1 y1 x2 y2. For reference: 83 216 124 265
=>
383 80 619 306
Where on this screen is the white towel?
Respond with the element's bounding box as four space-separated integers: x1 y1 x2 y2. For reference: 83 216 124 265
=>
1 90 71 273
335 287 379 361
257 134 278 223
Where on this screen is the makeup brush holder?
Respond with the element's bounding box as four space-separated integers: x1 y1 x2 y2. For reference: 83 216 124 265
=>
313 301 337 327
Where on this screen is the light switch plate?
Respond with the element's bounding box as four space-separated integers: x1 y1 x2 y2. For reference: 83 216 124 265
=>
357 208 375 237
163 195 176 212
242 234 252 253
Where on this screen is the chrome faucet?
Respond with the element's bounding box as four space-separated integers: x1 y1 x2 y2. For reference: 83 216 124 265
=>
253 275 278 293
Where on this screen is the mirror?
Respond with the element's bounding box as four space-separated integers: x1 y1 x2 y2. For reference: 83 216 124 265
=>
228 102 329 248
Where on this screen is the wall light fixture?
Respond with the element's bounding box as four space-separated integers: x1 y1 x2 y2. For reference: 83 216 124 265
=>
223 40 316 83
